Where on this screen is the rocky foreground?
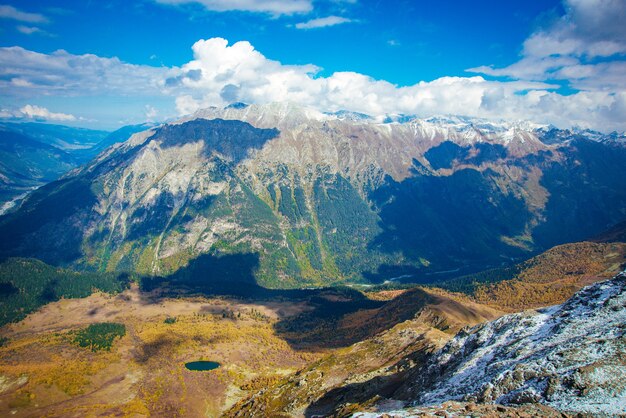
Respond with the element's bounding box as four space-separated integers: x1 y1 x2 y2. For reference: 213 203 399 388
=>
357 271 626 417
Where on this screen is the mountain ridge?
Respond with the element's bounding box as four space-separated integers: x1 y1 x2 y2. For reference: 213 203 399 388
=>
377 271 626 416
1 103 625 289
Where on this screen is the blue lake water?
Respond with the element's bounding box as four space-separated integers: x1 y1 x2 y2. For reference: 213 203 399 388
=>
184 361 220 371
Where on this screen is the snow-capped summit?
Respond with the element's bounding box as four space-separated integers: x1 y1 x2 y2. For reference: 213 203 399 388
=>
535 125 626 146
327 109 373 122
186 102 331 130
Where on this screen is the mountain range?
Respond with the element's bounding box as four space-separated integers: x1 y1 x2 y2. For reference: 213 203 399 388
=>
1 102 625 290
0 102 625 417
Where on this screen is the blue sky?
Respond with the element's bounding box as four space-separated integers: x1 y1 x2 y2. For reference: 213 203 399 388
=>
0 0 562 84
1 0 625 131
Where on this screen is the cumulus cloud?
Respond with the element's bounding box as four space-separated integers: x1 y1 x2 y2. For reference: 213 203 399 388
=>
0 4 47 23
294 15 353 29
154 0 312 15
18 104 76 121
163 37 626 131
3 33 626 131
468 0 626 91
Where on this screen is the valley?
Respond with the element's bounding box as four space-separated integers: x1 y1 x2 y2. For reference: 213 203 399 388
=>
0 284 318 417
1 234 623 417
0 276 502 417
0 102 625 417
0 123 153 213
2 0 626 415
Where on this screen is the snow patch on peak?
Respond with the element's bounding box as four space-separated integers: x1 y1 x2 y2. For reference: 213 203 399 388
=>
327 110 373 122
185 102 331 129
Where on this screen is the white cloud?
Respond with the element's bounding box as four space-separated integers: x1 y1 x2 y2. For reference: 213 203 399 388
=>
10 78 34 87
0 104 78 122
468 0 626 91
0 46 174 97
168 37 626 131
521 0 626 59
19 104 76 121
154 0 312 15
295 15 353 29
3 35 626 132
145 105 159 120
469 56 579 80
175 95 202 115
0 5 47 23
16 25 43 35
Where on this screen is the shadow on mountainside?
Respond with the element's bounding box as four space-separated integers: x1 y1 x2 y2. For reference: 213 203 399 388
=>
134 252 453 351
152 118 279 163
531 139 626 249
135 252 471 351
0 178 98 265
302 348 433 418
368 140 626 282
368 165 532 274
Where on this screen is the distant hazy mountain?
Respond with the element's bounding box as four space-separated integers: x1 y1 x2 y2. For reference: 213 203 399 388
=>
0 129 77 214
0 122 159 161
0 103 625 289
0 122 108 157
0 122 160 214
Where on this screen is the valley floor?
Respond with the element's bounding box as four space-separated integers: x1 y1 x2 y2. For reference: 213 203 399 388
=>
0 284 319 417
1 254 622 417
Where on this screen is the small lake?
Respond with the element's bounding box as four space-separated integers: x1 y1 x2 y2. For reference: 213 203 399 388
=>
184 361 221 371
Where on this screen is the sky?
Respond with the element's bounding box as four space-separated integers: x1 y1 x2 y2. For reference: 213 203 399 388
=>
0 0 625 132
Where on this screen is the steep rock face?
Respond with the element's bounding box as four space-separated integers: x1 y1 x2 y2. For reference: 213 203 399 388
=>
391 272 626 415
1 103 626 288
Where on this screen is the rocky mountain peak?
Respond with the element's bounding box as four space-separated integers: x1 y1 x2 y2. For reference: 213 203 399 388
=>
185 101 330 130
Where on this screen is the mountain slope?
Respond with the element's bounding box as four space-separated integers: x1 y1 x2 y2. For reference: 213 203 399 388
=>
226 287 501 417
437 240 626 311
0 257 127 326
0 123 150 214
592 219 626 243
89 123 158 156
384 271 626 416
1 103 626 288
